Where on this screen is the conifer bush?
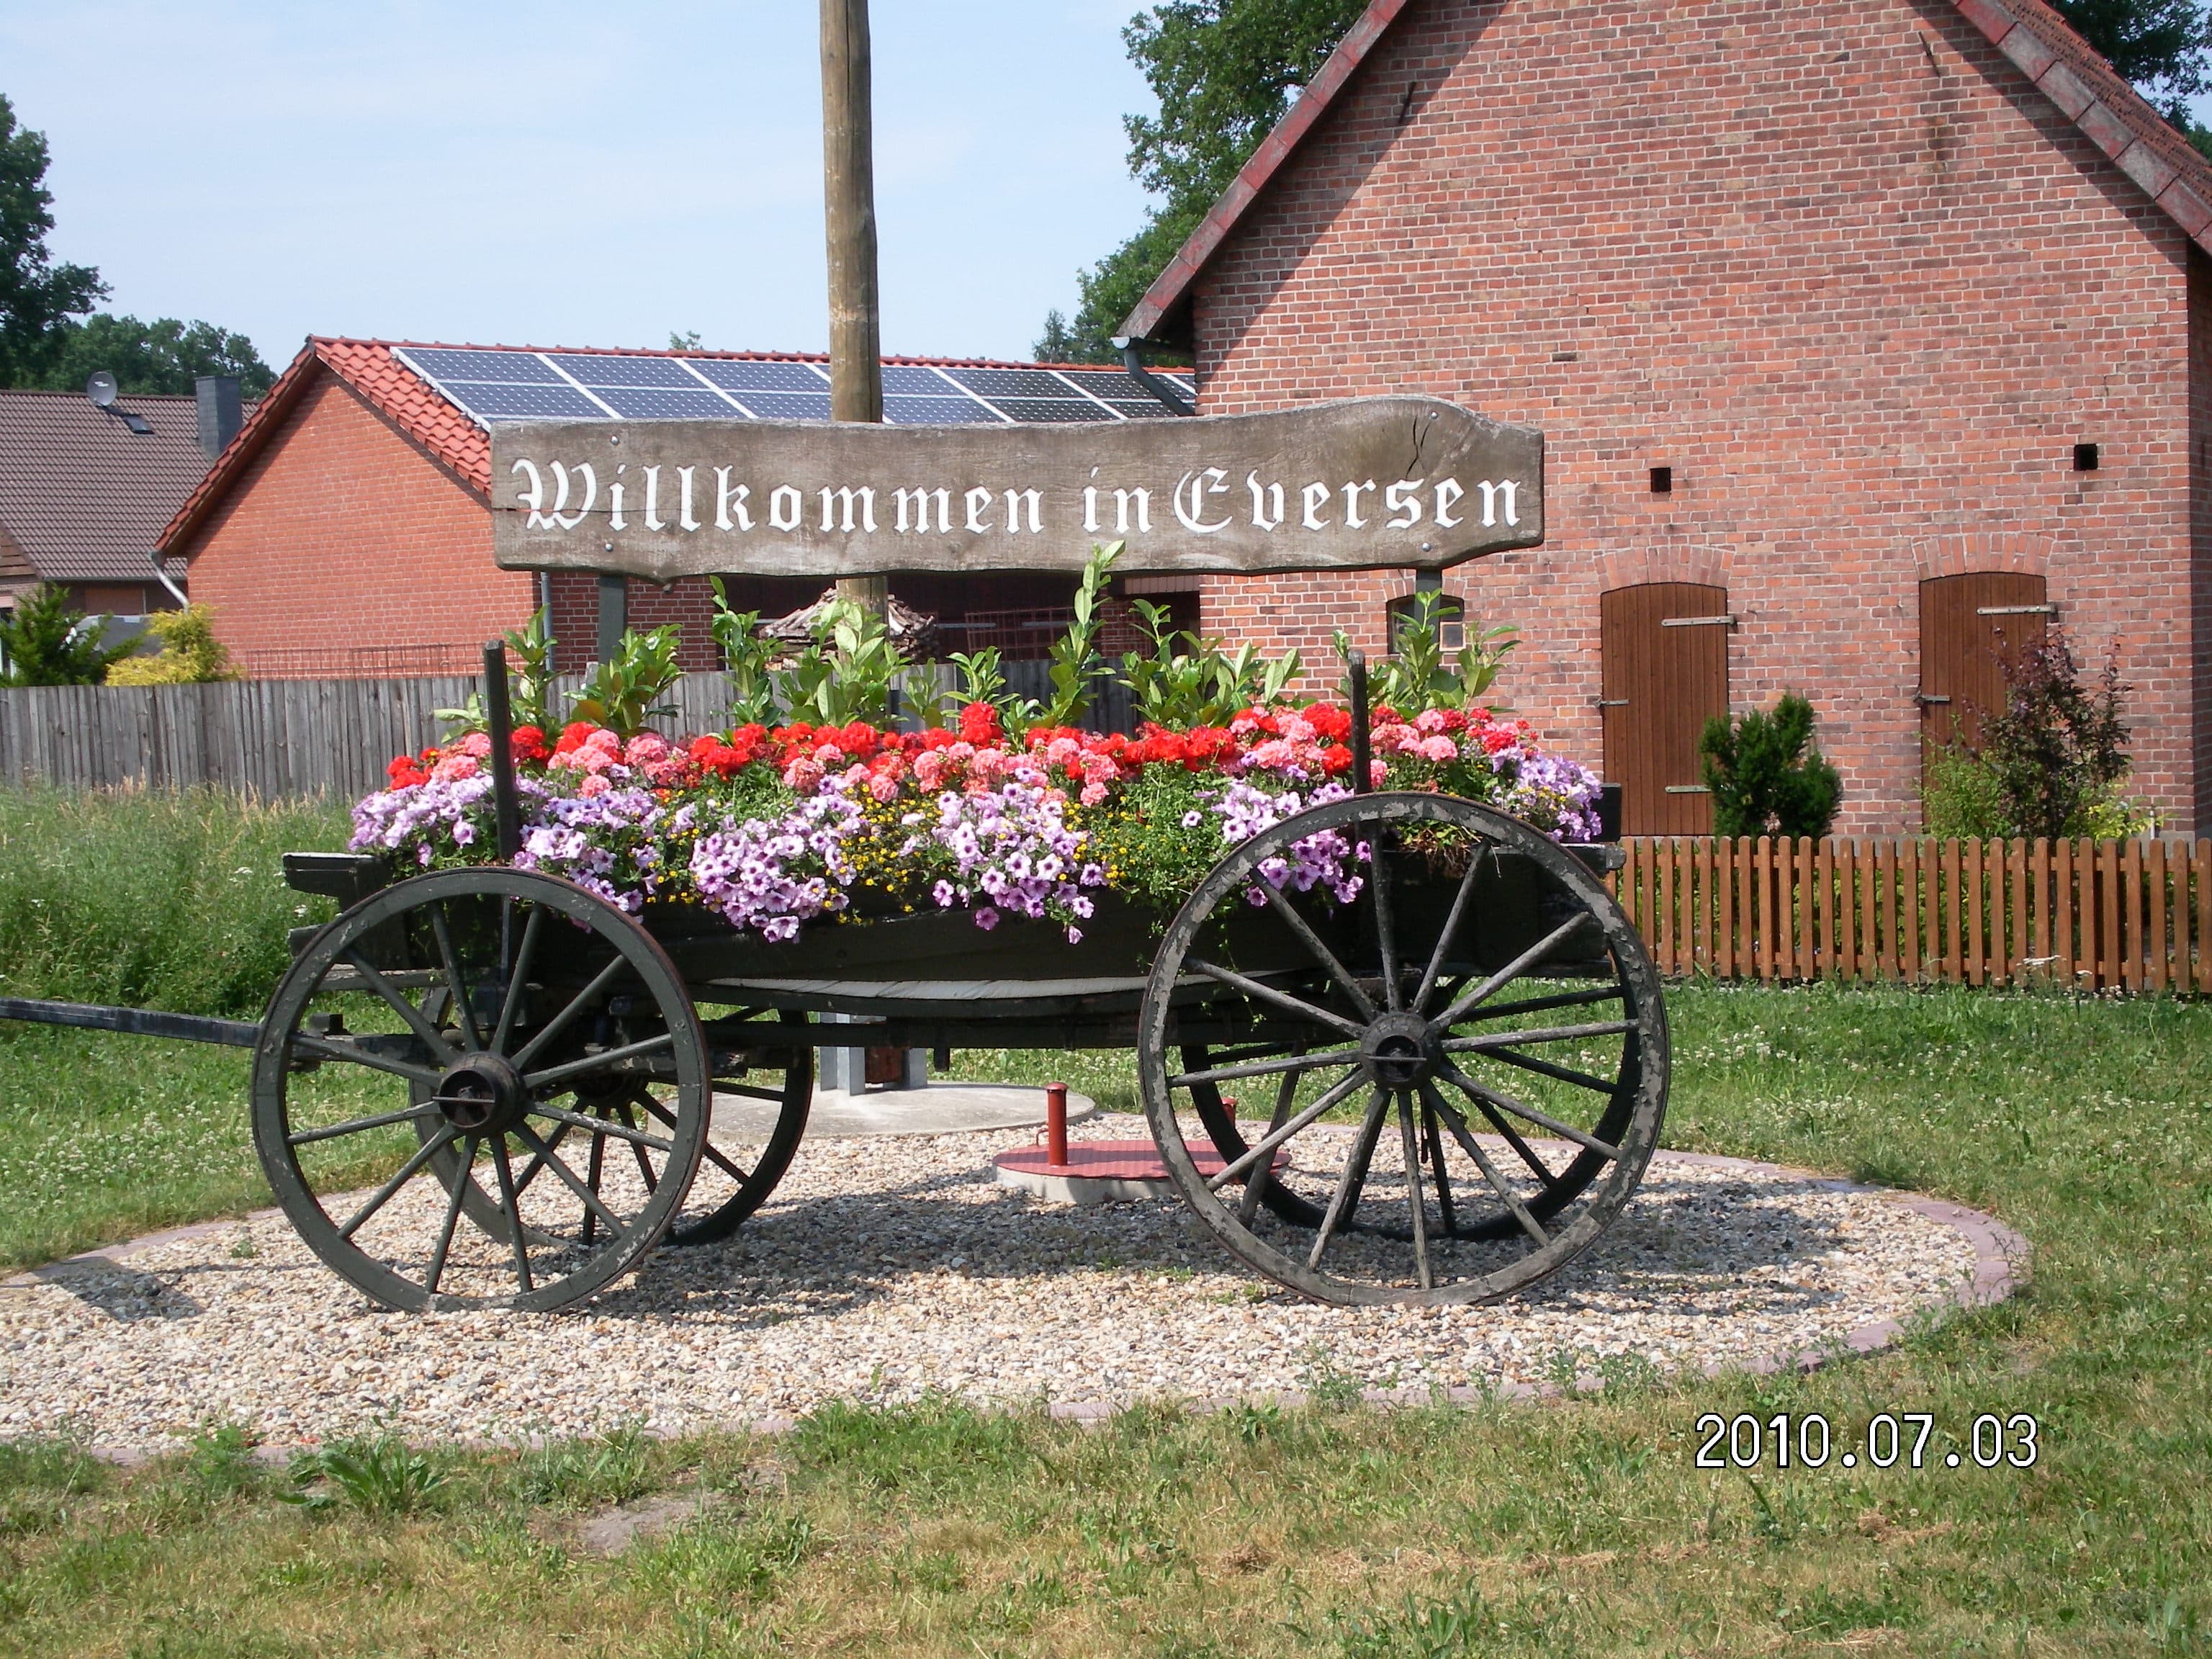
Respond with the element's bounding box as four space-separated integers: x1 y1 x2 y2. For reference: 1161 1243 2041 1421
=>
1698 693 1842 840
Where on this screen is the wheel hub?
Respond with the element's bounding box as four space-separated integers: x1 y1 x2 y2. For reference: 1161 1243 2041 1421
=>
1358 1011 1439 1089
432 1053 531 1134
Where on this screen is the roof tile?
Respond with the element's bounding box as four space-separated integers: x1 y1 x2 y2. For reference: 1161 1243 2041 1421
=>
0 390 218 584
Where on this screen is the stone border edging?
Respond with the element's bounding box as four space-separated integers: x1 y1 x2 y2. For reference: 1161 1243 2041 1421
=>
9 1148 2029 1461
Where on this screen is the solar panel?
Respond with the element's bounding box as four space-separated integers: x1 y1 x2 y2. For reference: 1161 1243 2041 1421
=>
1109 400 1179 420
399 347 565 385
992 398 1115 423
445 382 607 419
1051 369 1148 400
942 367 1076 400
884 396 1004 425
595 387 743 419
739 392 836 421
693 360 832 394
547 354 706 389
881 364 959 395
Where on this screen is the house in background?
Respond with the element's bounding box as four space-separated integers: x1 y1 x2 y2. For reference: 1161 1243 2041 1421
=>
1119 0 2212 835
160 339 1196 679
0 381 240 619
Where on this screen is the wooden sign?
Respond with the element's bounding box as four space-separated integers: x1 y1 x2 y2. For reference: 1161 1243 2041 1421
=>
490 395 1542 582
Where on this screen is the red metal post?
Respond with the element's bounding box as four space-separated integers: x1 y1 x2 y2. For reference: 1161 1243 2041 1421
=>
1045 1082 1069 1169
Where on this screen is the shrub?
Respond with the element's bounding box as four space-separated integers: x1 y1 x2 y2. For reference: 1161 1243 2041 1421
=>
0 582 133 686
1699 693 1842 839
1922 629 2155 840
104 604 240 685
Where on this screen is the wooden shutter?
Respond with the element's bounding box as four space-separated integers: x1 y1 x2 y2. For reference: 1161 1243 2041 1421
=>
1917 572 2050 753
1600 583 1730 835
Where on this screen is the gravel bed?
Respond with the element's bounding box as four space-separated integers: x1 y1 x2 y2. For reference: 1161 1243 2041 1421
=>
0 1116 1992 1453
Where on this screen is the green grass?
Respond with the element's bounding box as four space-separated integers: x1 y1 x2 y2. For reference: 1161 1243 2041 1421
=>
0 978 2205 1653
0 786 2207 1651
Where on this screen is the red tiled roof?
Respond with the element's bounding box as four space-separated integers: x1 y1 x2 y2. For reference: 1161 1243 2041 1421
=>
159 337 1158 555
0 389 217 584
1120 0 2212 347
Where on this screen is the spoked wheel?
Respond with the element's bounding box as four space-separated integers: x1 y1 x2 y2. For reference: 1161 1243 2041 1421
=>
251 868 711 1311
1138 791 1668 1308
667 1009 813 1246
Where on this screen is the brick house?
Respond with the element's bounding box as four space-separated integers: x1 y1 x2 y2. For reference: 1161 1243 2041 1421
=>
161 340 1187 680
0 387 218 619
1119 0 2212 834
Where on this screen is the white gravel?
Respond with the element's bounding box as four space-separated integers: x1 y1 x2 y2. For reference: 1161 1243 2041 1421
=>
0 1116 1990 1453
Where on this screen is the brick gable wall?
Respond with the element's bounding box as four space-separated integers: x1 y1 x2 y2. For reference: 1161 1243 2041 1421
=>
175 370 530 677
1190 0 2203 832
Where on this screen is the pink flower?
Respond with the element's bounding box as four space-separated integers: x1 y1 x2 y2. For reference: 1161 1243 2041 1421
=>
1419 734 1460 763
868 773 899 803
783 756 825 793
458 732 493 758
1079 781 1108 806
1369 760 1390 788
1413 709 1450 735
429 753 480 783
577 773 611 798
1372 722 1416 755
1045 736 1082 768
624 732 670 768
914 752 948 791
1278 714 1316 744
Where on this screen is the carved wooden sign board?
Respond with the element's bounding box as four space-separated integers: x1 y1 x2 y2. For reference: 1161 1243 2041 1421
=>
490 395 1542 582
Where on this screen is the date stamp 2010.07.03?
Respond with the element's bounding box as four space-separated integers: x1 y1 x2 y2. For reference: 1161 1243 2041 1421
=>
1694 1412 2041 1473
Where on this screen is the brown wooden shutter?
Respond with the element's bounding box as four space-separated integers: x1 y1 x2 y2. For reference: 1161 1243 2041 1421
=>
1600 583 1730 835
1917 572 2050 755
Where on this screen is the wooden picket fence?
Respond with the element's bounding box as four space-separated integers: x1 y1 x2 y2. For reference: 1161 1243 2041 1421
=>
1614 836 2212 994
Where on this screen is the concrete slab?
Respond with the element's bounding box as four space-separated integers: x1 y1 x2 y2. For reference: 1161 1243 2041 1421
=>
710 1082 1098 1142
994 1138 1286 1205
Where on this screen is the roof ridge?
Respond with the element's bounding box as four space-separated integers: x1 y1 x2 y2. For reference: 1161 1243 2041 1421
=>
313 335 1131 373
1120 0 2212 346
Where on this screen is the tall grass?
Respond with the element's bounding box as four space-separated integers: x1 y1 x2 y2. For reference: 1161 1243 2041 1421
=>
0 787 350 1017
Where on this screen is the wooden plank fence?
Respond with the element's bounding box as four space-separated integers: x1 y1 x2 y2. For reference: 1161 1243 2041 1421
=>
1614 835 2212 994
0 663 1132 799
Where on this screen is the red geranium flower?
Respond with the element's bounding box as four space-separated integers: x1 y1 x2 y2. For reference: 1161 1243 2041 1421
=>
509 725 551 764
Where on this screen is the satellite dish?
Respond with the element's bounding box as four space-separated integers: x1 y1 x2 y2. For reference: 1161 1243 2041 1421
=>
86 371 118 408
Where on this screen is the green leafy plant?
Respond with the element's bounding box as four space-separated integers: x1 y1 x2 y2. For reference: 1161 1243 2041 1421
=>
102 604 240 685
1699 692 1843 840
0 582 133 686
945 645 1040 737
513 1421 652 1512
1118 599 1300 727
570 624 684 737
1334 589 1515 715
1037 541 1123 728
434 607 557 737
708 577 780 727
282 1434 447 1517
772 596 907 727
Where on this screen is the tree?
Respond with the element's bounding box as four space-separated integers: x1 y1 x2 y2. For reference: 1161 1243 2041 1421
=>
1051 0 1368 360
2051 0 2211 120
32 313 274 397
1699 693 1843 840
0 94 107 385
0 583 134 686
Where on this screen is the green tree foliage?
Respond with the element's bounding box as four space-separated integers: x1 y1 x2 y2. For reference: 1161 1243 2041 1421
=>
1699 693 1843 840
2051 0 2211 118
1052 0 1367 359
0 583 134 686
103 604 241 685
0 94 107 385
32 313 274 398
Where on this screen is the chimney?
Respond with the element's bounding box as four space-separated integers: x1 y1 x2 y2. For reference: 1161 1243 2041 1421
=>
194 375 243 462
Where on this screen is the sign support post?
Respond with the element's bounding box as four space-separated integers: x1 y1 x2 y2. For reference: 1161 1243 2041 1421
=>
820 0 888 619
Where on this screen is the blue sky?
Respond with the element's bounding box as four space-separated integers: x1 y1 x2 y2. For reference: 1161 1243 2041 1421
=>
1 1 1160 369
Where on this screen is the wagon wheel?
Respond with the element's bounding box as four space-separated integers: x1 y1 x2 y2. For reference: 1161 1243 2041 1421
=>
406 1002 810 1248
1138 791 1668 1308
667 1009 813 1246
252 868 710 1312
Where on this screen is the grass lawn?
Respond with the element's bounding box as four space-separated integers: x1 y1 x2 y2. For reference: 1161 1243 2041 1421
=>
1 966 2207 1654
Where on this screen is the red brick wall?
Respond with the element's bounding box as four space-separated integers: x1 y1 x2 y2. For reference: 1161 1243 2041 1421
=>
177 370 530 675
1190 0 2203 832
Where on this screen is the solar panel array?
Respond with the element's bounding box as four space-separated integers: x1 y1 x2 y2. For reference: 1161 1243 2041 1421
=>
393 346 1195 428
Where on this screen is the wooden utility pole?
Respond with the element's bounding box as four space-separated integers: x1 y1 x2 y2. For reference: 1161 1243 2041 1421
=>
821 0 887 617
